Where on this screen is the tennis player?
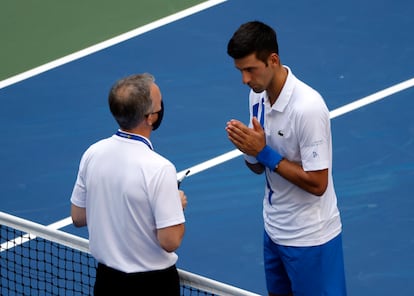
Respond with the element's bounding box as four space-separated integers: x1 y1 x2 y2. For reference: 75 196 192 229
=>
70 73 186 295
226 21 347 296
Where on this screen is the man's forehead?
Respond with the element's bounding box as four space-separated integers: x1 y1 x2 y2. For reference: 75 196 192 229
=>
150 83 162 101
234 53 262 69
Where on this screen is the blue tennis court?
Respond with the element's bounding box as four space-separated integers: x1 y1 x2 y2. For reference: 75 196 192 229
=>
1 0 414 295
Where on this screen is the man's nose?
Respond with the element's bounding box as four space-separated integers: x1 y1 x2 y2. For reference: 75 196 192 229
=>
241 71 251 85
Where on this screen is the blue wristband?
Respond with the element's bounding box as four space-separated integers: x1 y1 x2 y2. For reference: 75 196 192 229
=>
256 145 283 171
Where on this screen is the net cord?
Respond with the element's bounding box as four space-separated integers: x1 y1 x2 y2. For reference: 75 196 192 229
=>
0 211 260 296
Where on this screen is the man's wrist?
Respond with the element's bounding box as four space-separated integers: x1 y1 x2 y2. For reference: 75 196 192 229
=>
256 145 283 171
244 153 258 164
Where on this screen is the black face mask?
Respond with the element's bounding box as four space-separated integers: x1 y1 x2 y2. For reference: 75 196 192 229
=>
151 100 164 131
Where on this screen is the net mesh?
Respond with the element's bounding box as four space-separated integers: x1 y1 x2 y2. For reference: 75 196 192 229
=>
0 212 259 296
1 226 95 295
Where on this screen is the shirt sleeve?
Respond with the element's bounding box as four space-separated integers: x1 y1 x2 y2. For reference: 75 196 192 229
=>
150 163 185 229
70 151 89 208
297 98 331 172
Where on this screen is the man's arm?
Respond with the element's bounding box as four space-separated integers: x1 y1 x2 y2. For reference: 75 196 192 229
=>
71 204 87 227
245 161 265 174
157 223 185 252
226 118 328 196
156 189 187 252
275 159 328 196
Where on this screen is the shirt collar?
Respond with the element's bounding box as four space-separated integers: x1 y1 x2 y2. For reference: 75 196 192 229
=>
115 129 153 150
265 65 295 112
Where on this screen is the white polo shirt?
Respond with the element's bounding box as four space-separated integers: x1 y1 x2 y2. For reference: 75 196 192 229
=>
70 132 185 272
247 66 342 247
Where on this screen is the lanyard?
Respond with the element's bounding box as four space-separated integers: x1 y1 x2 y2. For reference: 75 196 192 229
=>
115 130 153 150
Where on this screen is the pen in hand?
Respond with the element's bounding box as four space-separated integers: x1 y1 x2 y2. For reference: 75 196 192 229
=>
177 170 190 189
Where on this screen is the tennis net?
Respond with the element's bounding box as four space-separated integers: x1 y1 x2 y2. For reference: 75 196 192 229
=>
0 211 260 296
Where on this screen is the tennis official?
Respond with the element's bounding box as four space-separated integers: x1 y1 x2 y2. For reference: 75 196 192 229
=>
226 21 347 296
70 73 186 295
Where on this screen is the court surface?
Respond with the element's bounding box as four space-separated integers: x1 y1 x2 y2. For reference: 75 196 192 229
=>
1 0 414 295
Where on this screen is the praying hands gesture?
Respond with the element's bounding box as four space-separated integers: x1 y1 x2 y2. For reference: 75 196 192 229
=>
225 117 265 157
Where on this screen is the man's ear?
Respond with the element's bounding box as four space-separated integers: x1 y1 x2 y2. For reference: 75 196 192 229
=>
269 53 280 66
145 113 154 128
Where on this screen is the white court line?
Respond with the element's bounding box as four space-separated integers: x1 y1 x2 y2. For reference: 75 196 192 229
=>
0 217 73 251
0 0 227 251
178 77 414 179
2 0 413 244
5 77 413 238
0 0 227 90
329 78 414 119
56 77 414 230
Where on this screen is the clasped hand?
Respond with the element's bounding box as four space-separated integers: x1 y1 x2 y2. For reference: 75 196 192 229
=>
225 117 265 156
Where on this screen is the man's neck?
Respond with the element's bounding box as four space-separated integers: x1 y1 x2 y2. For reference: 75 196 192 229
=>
267 66 288 106
120 127 150 139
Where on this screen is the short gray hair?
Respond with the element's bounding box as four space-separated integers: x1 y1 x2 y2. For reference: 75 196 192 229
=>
108 73 155 130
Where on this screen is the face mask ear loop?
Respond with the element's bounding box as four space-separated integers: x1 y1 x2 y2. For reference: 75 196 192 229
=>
151 100 164 131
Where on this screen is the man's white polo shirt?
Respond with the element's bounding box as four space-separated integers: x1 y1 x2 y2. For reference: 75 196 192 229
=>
247 66 342 247
70 132 185 272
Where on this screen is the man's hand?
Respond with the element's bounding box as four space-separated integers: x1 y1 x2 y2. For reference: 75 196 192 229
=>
179 190 187 210
225 117 265 156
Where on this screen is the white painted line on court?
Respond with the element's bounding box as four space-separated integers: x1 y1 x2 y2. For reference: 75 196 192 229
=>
329 78 414 119
1 1 412 235
178 77 414 178
176 149 243 179
5 78 413 239
47 216 73 230
0 0 228 249
1 216 74 251
53 77 413 230
1 233 32 251
0 0 227 90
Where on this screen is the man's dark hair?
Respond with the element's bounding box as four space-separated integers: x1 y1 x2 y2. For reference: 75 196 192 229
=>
227 21 279 65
